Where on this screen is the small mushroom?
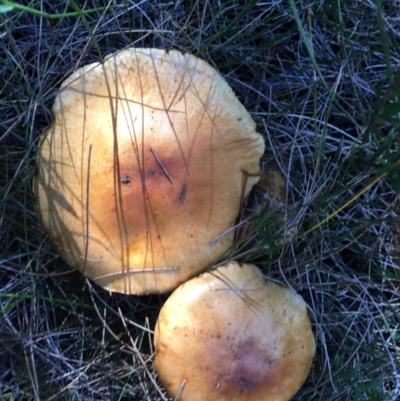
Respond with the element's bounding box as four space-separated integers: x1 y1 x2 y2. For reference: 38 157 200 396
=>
256 167 296 245
154 261 315 401
34 49 264 294
257 168 286 208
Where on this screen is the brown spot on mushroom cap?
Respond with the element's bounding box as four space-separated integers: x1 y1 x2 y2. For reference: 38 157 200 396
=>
154 261 316 401
34 49 264 294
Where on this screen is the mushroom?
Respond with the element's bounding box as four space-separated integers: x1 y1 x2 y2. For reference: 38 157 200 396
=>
255 167 296 245
34 48 265 294
257 168 286 207
235 168 294 255
154 261 315 401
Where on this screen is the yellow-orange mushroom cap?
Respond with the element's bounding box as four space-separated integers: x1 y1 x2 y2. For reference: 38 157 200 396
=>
154 261 315 401
34 49 264 294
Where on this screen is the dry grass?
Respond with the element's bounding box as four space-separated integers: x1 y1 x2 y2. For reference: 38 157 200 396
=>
1 1 399 400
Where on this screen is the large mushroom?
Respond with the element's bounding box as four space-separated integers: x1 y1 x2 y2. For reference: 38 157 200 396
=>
154 261 315 401
35 48 264 294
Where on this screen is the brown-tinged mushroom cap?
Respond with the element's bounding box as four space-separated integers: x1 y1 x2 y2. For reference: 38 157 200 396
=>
257 168 286 205
34 49 264 294
255 168 296 245
154 261 315 401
